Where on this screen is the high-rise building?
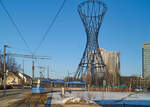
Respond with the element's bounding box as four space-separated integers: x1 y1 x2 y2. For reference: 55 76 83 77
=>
100 48 120 86
83 48 120 86
142 42 150 79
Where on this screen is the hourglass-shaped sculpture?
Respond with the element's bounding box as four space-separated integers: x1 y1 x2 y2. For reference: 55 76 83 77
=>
75 0 107 82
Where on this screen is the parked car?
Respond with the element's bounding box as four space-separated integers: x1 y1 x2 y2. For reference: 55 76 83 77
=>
7 85 14 89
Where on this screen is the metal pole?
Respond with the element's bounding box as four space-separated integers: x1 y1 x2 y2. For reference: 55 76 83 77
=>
0 50 1 69
22 59 24 88
47 65 49 79
3 45 6 94
40 72 42 78
140 77 141 89
32 60 34 78
68 71 69 82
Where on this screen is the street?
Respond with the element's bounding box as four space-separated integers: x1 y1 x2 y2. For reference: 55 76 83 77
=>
0 89 31 107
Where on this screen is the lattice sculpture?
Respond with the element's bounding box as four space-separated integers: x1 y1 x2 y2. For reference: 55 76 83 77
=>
75 0 108 85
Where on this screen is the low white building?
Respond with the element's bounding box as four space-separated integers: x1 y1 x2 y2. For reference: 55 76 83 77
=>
6 71 32 86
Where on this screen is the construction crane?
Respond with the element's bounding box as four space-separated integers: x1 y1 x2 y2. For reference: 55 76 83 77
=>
6 53 51 78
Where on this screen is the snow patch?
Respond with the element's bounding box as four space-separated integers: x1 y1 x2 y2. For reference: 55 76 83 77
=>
62 97 96 104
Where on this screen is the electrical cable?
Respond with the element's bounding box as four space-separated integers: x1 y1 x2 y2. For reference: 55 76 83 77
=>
0 0 32 54
8 46 32 52
33 0 66 54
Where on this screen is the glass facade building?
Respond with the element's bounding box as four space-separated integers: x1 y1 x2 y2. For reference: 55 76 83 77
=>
142 43 150 79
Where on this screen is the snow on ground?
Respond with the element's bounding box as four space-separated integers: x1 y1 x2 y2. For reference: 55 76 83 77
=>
49 91 150 106
125 92 150 100
64 91 131 100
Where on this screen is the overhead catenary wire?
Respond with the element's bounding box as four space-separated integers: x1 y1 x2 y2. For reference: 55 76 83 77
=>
33 0 66 54
0 0 32 54
7 46 32 52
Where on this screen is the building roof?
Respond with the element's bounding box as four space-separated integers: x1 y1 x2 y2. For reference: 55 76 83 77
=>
143 42 150 48
21 73 32 79
7 71 31 80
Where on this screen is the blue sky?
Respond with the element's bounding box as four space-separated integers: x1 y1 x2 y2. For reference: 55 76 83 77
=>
0 0 150 78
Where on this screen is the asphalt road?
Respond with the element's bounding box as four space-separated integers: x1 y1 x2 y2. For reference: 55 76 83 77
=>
0 89 31 97
0 89 31 107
